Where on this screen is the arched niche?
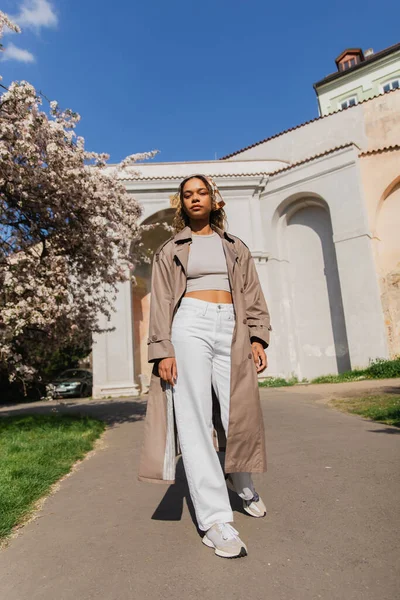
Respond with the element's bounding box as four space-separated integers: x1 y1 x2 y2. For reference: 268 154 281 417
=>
275 195 350 379
376 180 400 274
376 178 400 356
133 208 176 280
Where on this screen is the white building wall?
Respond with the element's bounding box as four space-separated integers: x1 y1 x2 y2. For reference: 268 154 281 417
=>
261 146 388 378
92 150 390 394
92 168 278 398
224 88 400 165
224 104 367 164
92 274 139 398
285 205 348 379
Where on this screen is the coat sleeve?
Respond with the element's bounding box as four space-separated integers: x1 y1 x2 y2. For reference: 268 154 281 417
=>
242 246 272 349
147 249 175 363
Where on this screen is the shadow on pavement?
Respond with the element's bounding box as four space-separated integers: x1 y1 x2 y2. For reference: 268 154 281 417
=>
367 427 400 435
152 456 246 537
0 398 147 427
378 385 400 395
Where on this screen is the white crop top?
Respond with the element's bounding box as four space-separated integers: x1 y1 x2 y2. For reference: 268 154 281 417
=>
186 232 231 293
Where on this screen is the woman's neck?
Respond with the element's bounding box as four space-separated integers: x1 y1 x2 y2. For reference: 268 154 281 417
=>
190 221 213 236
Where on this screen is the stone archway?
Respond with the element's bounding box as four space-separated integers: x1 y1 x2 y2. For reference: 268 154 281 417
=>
131 209 175 391
277 196 350 380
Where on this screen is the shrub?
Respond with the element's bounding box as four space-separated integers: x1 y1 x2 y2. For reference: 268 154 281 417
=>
366 357 400 379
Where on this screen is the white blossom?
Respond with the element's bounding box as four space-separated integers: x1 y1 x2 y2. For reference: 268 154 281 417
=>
0 70 159 383
0 10 21 36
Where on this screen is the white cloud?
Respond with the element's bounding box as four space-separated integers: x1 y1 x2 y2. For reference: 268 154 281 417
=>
13 0 58 31
2 42 35 62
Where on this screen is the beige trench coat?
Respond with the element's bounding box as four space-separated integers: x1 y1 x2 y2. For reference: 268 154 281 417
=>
138 225 271 484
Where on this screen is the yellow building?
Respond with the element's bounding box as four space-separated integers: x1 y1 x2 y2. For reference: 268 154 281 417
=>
314 42 400 115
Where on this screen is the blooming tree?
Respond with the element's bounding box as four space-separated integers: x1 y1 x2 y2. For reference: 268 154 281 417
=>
0 11 21 54
0 11 163 386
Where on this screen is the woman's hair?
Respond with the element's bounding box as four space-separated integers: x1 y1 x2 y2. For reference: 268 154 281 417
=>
172 174 227 233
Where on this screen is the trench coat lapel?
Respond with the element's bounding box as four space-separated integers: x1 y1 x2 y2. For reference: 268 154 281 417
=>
174 244 190 274
221 238 238 283
173 226 191 274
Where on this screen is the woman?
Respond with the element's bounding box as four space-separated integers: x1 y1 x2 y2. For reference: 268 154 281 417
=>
138 174 271 559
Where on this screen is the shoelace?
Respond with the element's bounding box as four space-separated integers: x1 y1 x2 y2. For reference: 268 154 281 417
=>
245 491 260 506
216 523 239 541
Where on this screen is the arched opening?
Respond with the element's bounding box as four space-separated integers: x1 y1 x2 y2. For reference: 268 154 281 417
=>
282 198 350 379
376 181 400 273
131 208 175 389
376 179 400 356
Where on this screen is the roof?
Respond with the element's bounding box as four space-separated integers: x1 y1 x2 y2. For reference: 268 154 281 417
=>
121 172 270 182
220 86 400 160
314 41 400 88
335 48 364 65
266 143 400 177
359 144 400 157
268 144 356 177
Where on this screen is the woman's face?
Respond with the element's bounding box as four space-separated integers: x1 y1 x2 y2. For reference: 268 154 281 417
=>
181 177 213 221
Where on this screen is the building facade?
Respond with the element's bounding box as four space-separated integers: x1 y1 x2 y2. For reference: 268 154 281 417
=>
314 42 400 116
92 75 400 399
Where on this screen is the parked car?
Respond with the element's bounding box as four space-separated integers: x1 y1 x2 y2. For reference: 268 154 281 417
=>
47 369 93 399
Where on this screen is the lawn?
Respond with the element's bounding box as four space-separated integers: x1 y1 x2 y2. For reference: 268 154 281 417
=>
0 414 105 541
329 394 400 427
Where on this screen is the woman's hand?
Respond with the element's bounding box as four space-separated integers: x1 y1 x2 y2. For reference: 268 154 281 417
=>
251 342 267 373
158 357 178 386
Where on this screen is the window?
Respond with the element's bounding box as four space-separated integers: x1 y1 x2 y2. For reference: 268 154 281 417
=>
382 79 400 93
340 96 358 110
339 56 359 71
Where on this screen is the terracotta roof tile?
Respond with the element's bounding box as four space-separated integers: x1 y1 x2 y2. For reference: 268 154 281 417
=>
268 143 356 177
121 172 269 182
220 87 400 160
359 145 400 157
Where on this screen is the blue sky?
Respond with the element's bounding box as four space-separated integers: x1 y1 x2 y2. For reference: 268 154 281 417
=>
1 0 399 164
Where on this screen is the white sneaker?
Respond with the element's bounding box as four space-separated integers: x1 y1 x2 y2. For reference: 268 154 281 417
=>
202 523 248 558
226 475 267 518
243 492 267 518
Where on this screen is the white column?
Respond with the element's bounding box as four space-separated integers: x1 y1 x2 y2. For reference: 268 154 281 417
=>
262 256 300 379
250 177 268 253
252 252 291 379
334 233 388 367
92 276 139 399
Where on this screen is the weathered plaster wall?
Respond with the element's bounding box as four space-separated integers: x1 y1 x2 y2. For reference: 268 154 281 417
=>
359 149 400 357
363 91 400 149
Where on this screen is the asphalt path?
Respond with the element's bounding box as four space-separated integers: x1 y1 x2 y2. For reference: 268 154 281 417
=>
1 381 399 600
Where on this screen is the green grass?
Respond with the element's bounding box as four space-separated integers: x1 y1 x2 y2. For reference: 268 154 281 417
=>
311 357 400 384
330 394 400 427
259 376 299 388
311 368 368 384
259 357 400 387
0 414 105 541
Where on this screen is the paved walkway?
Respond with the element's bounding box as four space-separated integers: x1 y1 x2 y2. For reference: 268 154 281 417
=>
1 380 399 600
